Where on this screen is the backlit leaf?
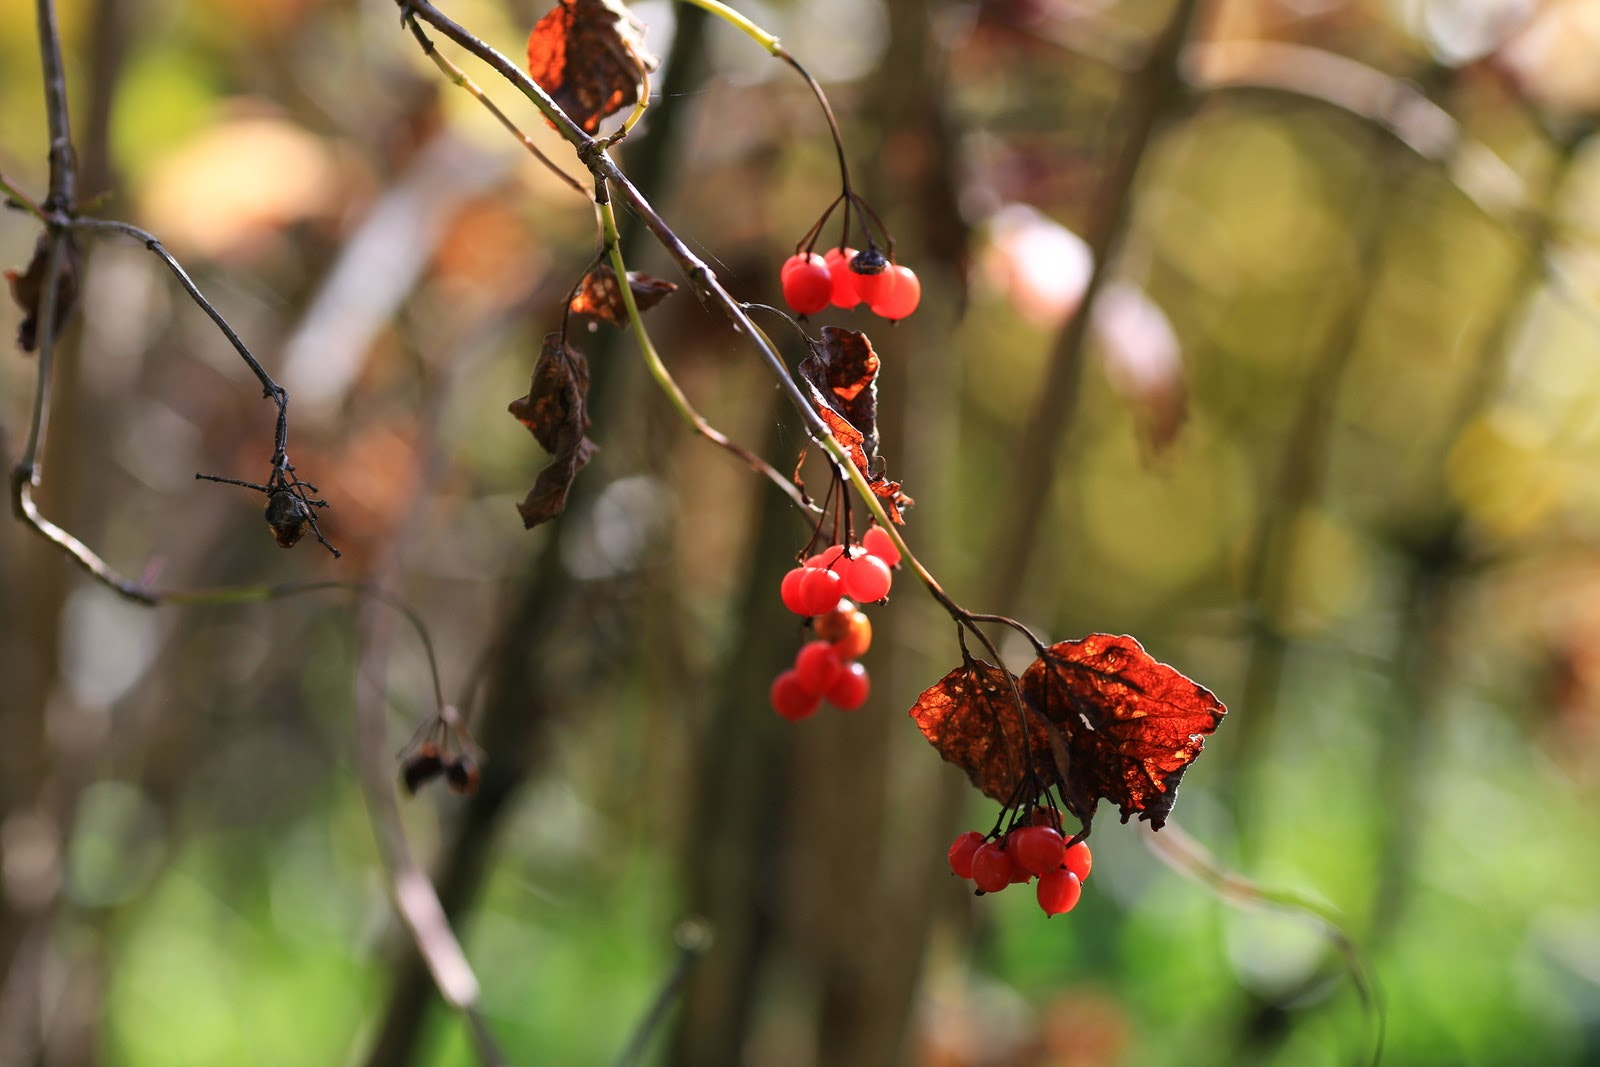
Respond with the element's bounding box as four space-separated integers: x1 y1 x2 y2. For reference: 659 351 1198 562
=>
526 0 657 135
1020 634 1226 830
508 332 598 527
908 654 1046 802
568 264 677 324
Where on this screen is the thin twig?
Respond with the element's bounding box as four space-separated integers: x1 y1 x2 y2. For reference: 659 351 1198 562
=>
614 919 714 1067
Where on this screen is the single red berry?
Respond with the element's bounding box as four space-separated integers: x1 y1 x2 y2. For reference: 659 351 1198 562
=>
815 605 871 659
947 831 985 879
1037 868 1082 916
1011 825 1067 877
970 842 1013 893
1030 807 1063 829
1063 838 1093 882
869 265 921 320
824 661 870 710
839 552 892 603
780 566 811 615
781 251 821 283
860 525 901 568
824 246 861 308
796 567 845 616
849 247 892 305
794 640 844 693
781 255 833 316
771 670 821 721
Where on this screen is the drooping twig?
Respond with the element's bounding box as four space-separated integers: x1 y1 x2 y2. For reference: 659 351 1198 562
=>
614 919 714 1067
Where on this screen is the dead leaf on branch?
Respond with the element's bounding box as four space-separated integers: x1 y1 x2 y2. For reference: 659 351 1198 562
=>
909 653 1048 802
509 332 598 528
5 231 80 353
797 326 913 523
910 633 1226 833
526 0 658 135
568 264 677 324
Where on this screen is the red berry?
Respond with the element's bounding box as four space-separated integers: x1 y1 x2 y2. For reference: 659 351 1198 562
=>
839 552 892 603
1063 838 1093 882
861 525 901 567
804 544 849 570
794 640 844 693
1037 868 1082 916
1030 807 1063 829
947 831 985 879
781 254 832 315
824 247 861 308
970 842 1013 893
780 567 811 615
869 265 921 320
771 670 821 721
849 248 892 304
781 251 821 283
1011 826 1066 877
815 605 871 659
824 661 870 710
796 567 844 616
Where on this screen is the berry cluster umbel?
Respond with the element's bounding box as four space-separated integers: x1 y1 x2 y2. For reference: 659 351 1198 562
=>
781 247 920 321
948 807 1094 916
771 525 902 720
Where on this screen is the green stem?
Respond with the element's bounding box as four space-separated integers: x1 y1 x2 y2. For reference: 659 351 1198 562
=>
595 188 811 512
675 0 779 53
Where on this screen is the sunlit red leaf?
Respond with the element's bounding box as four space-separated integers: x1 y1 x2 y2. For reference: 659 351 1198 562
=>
5 231 79 353
508 332 598 527
797 326 913 523
909 654 1048 802
1020 634 1225 830
526 0 657 135
568 264 677 324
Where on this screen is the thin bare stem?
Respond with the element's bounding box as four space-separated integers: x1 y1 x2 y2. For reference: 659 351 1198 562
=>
614 919 714 1067
1143 821 1385 1067
403 12 587 196
675 0 779 52
35 0 75 210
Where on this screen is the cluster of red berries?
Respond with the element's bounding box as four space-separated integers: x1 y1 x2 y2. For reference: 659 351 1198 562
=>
947 809 1093 916
780 246 921 321
770 525 902 720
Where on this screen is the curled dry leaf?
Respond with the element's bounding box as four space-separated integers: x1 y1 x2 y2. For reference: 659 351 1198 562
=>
797 326 913 523
568 264 677 324
910 633 1226 833
5 231 80 353
526 0 658 135
508 332 598 528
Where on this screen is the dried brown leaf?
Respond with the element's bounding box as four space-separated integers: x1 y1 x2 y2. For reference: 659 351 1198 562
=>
5 231 79 353
797 326 913 523
525 0 658 135
568 264 677 324
508 332 598 527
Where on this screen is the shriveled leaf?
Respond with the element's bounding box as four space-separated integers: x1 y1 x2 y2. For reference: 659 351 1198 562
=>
909 654 1047 802
1020 634 1225 831
797 326 913 523
568 264 677 324
508 332 598 527
526 0 658 135
5 231 79 353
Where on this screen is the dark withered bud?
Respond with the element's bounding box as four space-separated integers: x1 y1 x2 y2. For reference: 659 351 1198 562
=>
265 490 308 548
444 755 481 796
401 742 445 795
